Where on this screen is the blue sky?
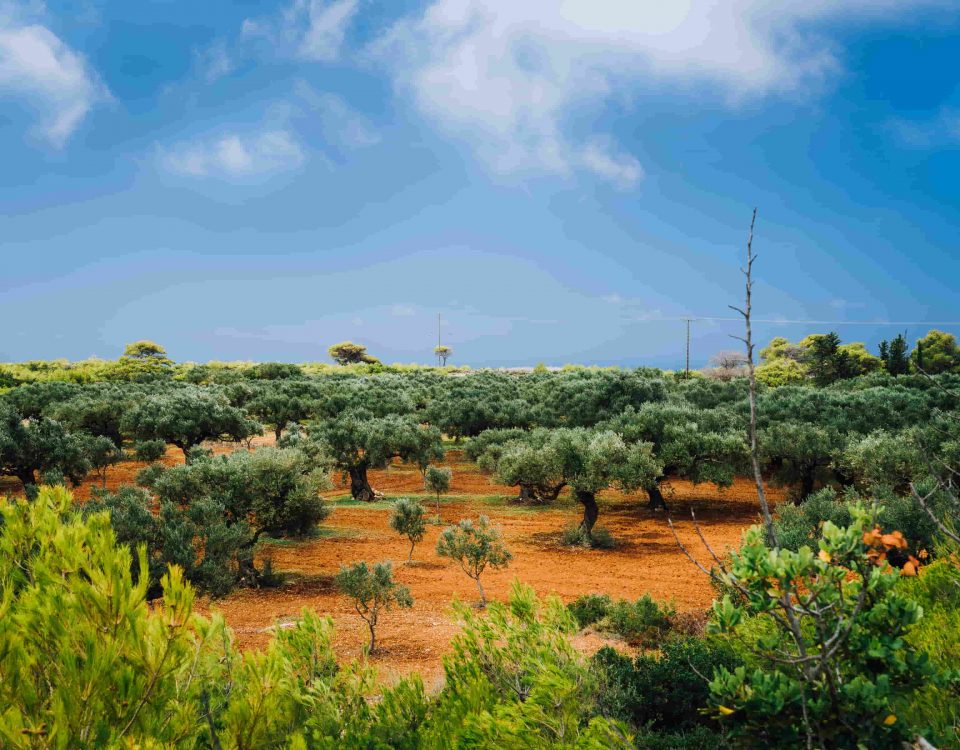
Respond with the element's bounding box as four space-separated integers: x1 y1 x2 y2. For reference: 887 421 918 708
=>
2 0 959 367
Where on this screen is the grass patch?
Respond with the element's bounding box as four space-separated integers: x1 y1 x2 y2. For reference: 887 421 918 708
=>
258 526 359 545
561 524 616 549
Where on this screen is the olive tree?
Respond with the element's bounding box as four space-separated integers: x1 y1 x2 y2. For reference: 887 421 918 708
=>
424 465 452 520
549 429 661 538
601 404 742 510
335 561 412 652
760 422 848 502
311 411 442 501
389 498 427 562
0 405 98 497
468 428 566 503
122 387 261 461
434 345 452 366
49 386 134 447
436 515 512 607
118 446 332 591
246 383 321 441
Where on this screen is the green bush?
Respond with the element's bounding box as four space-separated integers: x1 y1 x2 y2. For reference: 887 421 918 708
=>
561 523 616 549
568 593 613 628
605 595 674 646
898 559 960 746
592 636 739 735
774 486 938 559
568 593 674 646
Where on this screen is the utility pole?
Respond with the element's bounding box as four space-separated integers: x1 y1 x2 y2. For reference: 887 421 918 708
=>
437 313 442 366
684 318 692 376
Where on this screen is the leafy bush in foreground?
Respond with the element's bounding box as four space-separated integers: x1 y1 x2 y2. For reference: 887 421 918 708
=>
709 505 933 748
592 637 739 737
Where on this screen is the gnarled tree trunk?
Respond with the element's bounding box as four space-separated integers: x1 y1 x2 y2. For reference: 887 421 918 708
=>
349 465 377 502
576 489 599 538
646 482 668 510
538 482 566 503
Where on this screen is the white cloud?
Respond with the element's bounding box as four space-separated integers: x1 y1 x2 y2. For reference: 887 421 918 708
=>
196 38 235 82
390 304 416 317
375 0 945 186
158 129 305 179
244 0 359 62
292 81 380 148
887 108 960 148
0 7 107 146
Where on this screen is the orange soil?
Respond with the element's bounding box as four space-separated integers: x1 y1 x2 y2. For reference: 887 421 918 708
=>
0 439 787 685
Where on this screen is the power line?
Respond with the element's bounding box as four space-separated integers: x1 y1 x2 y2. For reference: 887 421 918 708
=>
627 316 960 326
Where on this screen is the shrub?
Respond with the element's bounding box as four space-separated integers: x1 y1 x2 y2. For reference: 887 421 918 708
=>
593 637 740 735
568 593 613 628
773 487 938 561
898 559 960 746
389 498 427 562
133 438 167 462
436 515 511 607
605 595 674 646
561 523 615 549
708 504 934 747
335 561 413 653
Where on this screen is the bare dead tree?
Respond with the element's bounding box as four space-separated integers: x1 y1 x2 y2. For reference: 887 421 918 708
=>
728 208 778 546
665 209 913 749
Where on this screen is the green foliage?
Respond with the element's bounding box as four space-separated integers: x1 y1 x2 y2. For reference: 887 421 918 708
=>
561 523 615 549
605 596 675 646
122 386 261 459
310 411 443 501
390 498 427 561
568 593 614 628
437 515 512 606
912 329 960 374
92 447 330 595
111 340 175 382
592 637 740 737
897 559 960 746
328 341 381 365
133 438 167 462
772 487 939 560
335 561 413 652
755 357 807 387
708 505 932 748
431 581 633 749
567 593 674 645
0 486 217 748
424 464 452 519
0 405 101 496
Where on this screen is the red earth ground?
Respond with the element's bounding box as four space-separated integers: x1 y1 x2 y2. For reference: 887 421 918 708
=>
0 438 787 686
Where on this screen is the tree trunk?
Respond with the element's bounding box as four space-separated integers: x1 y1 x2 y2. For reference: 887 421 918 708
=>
349 465 376 502
518 484 535 503
274 425 283 442
540 482 566 502
474 575 487 608
576 490 599 538
646 483 668 510
408 539 415 563
797 469 815 505
367 616 377 652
